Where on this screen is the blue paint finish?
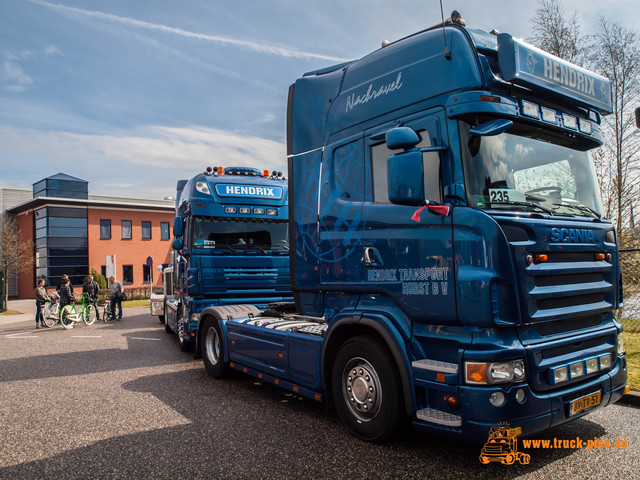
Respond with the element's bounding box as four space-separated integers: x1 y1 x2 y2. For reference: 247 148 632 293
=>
210 23 627 443
165 169 292 345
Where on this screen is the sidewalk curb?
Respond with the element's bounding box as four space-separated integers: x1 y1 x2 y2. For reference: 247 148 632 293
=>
618 390 640 408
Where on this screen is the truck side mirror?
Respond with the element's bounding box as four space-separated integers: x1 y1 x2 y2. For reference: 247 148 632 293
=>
387 150 425 205
173 216 183 237
172 238 183 251
385 127 424 206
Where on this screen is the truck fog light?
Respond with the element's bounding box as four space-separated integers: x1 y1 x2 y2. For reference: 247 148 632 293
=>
617 335 625 356
585 357 599 374
552 366 568 384
599 354 612 369
489 391 506 407
515 389 526 404
570 361 585 378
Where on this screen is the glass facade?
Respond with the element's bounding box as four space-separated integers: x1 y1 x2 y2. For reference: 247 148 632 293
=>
34 206 88 289
33 176 88 200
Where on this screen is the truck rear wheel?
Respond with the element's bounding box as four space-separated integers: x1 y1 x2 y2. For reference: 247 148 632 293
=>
331 335 402 442
201 317 228 378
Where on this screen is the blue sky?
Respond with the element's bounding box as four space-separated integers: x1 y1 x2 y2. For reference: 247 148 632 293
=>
1 0 638 199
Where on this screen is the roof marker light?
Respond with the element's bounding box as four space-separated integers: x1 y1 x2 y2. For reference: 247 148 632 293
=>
541 107 556 123
562 113 577 130
480 95 501 103
522 101 539 118
579 118 592 134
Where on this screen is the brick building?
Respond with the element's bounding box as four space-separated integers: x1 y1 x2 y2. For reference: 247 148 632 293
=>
5 173 174 298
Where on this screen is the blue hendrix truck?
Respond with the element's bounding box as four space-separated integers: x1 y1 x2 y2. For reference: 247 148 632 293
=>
154 166 292 352
192 25 628 442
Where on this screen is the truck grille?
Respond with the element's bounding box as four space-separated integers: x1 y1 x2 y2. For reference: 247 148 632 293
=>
525 252 614 322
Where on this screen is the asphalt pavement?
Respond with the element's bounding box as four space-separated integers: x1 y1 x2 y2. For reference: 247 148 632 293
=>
0 299 639 479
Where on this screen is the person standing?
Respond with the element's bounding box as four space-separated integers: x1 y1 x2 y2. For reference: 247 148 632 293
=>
35 278 48 329
109 276 124 321
57 274 74 295
83 275 100 321
58 276 74 308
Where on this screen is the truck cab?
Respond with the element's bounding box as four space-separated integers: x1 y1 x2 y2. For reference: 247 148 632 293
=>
197 25 627 443
161 166 292 351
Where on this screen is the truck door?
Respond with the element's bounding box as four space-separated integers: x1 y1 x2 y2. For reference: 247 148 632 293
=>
317 134 368 287
362 110 456 325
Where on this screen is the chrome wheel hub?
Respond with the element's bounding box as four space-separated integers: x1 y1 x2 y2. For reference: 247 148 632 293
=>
343 357 381 422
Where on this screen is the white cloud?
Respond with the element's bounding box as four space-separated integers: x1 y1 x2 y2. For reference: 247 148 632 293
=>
0 124 287 174
30 0 348 62
43 45 62 56
1 53 34 91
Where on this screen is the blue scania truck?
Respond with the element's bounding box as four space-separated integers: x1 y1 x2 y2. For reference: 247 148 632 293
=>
193 25 628 442
155 166 292 351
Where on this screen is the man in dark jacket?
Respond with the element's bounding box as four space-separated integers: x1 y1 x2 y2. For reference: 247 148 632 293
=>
83 275 100 320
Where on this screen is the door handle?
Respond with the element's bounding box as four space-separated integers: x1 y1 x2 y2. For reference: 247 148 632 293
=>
364 247 383 267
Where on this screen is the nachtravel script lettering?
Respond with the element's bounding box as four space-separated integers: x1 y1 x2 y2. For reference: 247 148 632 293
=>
345 72 403 113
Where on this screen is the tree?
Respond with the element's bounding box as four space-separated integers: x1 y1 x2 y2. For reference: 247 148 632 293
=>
529 0 583 64
587 18 640 241
0 214 33 307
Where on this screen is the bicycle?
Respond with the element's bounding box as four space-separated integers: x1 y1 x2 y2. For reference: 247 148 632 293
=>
41 292 61 328
60 293 98 329
102 299 114 321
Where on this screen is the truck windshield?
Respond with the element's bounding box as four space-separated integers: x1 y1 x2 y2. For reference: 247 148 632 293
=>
459 118 603 217
191 216 288 251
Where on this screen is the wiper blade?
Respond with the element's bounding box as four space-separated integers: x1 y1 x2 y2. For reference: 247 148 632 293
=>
486 201 554 215
213 244 239 254
552 203 601 219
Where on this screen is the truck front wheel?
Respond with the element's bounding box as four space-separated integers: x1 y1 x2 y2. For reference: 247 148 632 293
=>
331 335 402 442
201 317 228 378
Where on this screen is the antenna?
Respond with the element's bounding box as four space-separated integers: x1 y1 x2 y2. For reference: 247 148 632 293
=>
439 0 451 60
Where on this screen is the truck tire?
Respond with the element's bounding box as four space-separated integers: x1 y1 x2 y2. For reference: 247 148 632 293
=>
158 314 165 324
200 316 228 378
331 335 402 442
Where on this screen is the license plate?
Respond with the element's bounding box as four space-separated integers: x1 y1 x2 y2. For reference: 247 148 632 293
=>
570 391 601 416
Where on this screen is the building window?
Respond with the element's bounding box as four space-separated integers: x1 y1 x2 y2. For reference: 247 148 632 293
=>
143 264 151 283
142 221 151 240
100 219 111 239
121 220 132 240
161 221 170 241
101 265 106 278
122 265 133 284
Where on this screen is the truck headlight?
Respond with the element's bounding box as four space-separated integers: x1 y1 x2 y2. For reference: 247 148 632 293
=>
465 359 526 385
195 182 211 195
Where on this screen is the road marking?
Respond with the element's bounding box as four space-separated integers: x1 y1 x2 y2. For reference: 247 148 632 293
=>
6 331 38 338
130 337 162 341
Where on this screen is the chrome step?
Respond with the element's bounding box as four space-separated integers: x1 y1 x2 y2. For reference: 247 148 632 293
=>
416 408 462 427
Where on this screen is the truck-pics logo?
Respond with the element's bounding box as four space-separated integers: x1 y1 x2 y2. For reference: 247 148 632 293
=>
550 227 595 243
479 422 531 465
